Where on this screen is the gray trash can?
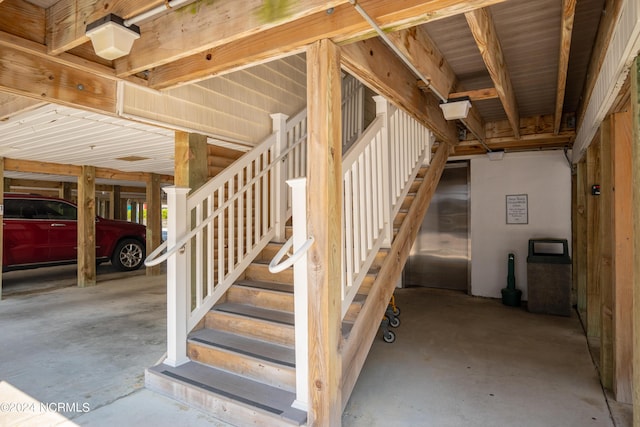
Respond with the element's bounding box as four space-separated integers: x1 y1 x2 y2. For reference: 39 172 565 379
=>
526 239 572 316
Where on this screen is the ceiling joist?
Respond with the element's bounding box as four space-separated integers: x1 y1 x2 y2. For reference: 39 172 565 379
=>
341 37 458 145
554 0 577 135
465 7 520 139
144 0 507 89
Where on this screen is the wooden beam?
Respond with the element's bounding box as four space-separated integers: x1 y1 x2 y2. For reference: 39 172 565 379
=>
465 8 520 139
146 173 162 276
4 158 81 176
447 114 576 155
145 0 507 89
341 37 457 144
599 116 613 390
387 27 456 103
554 0 576 134
387 26 485 143
630 56 640 426
0 0 44 43
77 165 96 287
306 39 342 426
46 0 167 55
0 41 117 114
341 141 450 409
611 110 633 404
449 87 498 101
2 158 172 184
586 137 601 338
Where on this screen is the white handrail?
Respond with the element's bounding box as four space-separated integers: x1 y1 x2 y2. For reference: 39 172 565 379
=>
268 236 315 274
144 133 304 268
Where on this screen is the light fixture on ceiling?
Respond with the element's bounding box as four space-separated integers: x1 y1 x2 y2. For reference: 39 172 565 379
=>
86 14 140 60
439 97 472 121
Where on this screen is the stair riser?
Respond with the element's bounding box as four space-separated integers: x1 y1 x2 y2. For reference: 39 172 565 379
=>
227 287 294 312
145 370 300 427
187 342 295 392
245 263 293 284
205 311 294 346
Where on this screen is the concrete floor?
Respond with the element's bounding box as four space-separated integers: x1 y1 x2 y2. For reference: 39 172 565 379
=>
0 270 631 426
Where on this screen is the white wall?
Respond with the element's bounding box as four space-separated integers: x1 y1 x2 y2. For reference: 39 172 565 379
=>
470 151 572 300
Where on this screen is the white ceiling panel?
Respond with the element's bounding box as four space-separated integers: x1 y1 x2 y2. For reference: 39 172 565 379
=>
0 104 176 182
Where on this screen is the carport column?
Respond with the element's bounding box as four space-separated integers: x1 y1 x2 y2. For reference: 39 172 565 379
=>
146 174 162 276
78 165 96 288
630 56 640 427
306 39 342 427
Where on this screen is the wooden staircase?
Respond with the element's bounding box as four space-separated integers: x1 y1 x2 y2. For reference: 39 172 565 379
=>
146 167 429 426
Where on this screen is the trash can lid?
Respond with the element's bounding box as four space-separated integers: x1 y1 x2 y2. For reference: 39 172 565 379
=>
527 239 571 264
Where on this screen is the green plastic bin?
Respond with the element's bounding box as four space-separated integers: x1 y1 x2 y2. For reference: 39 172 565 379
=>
526 239 572 316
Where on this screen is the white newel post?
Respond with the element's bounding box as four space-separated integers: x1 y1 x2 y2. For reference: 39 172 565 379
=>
271 113 289 242
164 186 190 367
374 96 393 247
288 177 310 411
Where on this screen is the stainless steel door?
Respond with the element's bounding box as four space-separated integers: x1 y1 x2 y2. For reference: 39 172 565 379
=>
403 161 470 291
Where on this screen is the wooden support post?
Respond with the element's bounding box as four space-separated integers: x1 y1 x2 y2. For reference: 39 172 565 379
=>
59 182 72 201
306 39 342 427
3 177 10 194
586 139 601 338
147 174 162 276
599 116 613 389
78 165 96 287
576 160 588 317
110 186 120 219
611 110 633 404
630 56 640 425
175 131 208 192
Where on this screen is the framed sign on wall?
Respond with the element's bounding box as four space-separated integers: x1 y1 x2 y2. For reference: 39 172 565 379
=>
506 194 528 224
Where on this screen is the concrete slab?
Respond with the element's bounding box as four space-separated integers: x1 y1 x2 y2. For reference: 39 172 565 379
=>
343 287 617 427
0 273 625 427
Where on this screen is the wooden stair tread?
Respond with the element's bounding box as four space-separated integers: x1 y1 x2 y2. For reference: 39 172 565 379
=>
215 302 295 325
147 361 306 425
190 328 295 367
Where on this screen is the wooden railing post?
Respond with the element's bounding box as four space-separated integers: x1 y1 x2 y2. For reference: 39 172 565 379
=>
288 177 310 411
271 113 289 242
374 96 393 247
164 186 190 367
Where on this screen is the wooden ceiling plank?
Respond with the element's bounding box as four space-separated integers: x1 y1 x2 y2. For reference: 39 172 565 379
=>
0 42 117 114
554 0 577 135
47 0 167 55
465 8 520 139
142 0 507 88
341 37 457 144
448 87 498 101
